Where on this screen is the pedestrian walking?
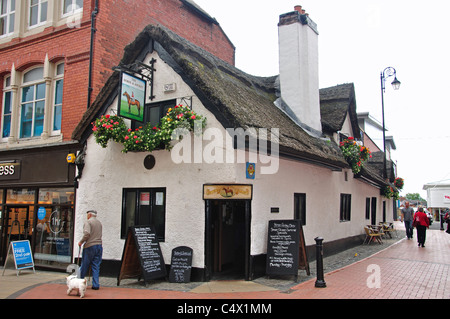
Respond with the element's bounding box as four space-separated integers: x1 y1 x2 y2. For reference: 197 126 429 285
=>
413 206 430 247
78 210 103 290
444 210 450 234
401 201 415 239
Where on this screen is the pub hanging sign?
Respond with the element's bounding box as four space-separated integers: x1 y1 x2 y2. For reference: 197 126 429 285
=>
118 72 147 123
0 160 21 181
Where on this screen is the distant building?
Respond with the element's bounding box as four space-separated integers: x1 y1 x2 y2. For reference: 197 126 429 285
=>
423 180 450 218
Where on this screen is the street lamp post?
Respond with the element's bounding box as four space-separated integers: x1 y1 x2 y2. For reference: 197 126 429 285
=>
380 67 401 179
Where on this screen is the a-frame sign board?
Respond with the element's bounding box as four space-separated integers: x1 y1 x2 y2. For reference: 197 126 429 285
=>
117 225 166 286
2 240 35 277
266 220 310 282
298 223 310 276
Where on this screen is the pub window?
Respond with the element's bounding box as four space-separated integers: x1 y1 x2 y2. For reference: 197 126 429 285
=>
131 99 176 130
2 76 12 139
294 193 306 226
29 0 48 28
0 0 15 37
340 193 351 222
365 197 370 220
121 188 166 241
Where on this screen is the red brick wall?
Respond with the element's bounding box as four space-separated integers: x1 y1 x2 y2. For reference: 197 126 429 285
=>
0 0 235 141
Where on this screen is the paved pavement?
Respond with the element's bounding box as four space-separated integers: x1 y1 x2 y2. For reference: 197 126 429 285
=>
1 221 449 302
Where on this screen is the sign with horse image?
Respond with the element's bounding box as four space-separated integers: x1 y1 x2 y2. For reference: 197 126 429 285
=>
118 72 147 122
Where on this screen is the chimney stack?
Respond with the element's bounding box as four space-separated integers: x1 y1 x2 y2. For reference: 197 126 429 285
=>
278 6 322 134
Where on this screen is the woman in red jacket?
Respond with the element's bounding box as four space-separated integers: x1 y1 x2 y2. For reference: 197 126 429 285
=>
413 206 430 247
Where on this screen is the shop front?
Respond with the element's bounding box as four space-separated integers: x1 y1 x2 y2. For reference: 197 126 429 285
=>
0 143 80 270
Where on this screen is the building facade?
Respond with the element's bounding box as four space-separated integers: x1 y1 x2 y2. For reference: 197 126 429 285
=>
72 7 396 281
0 0 235 270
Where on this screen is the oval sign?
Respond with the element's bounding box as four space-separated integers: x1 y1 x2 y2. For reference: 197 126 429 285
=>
37 207 46 220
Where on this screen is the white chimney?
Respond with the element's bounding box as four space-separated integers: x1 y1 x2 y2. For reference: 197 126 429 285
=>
278 5 322 134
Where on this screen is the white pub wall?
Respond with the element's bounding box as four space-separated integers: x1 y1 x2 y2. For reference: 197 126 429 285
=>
74 49 392 269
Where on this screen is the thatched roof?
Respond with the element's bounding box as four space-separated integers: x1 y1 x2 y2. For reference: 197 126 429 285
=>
73 24 350 170
319 83 361 138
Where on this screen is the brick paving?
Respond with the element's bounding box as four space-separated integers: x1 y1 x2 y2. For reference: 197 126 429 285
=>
3 225 449 300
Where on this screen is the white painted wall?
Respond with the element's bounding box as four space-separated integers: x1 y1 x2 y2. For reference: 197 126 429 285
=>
74 49 392 270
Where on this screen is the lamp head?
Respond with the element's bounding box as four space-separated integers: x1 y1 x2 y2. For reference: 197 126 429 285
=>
391 77 401 90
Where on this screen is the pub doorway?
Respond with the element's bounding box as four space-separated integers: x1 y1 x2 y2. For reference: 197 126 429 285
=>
205 200 251 281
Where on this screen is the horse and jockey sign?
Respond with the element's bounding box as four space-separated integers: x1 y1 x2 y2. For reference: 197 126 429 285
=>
119 72 147 122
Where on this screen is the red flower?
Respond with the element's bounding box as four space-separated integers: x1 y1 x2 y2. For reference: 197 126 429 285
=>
105 114 110 119
191 115 196 120
125 136 129 140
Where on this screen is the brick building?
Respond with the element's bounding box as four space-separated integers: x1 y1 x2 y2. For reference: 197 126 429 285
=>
0 0 234 270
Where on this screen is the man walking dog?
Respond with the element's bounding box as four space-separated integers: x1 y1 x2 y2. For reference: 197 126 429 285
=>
78 210 103 290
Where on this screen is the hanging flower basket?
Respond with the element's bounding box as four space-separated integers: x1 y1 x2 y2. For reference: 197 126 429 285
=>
92 104 206 153
339 137 371 174
394 177 404 189
381 185 399 200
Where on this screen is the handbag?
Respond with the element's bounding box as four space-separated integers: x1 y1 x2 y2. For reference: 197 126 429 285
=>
413 215 420 227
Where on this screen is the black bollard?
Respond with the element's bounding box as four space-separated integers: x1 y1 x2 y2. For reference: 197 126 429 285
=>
314 237 326 288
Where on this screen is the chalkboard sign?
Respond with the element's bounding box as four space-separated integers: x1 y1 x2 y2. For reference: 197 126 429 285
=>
266 220 300 280
117 226 166 286
169 246 193 283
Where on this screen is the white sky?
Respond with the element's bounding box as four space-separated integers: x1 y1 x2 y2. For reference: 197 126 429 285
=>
194 0 450 199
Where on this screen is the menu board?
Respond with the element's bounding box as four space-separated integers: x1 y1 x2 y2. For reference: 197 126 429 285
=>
117 226 166 286
169 246 193 283
266 220 300 278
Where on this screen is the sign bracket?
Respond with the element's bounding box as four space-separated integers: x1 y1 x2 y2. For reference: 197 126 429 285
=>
113 59 156 101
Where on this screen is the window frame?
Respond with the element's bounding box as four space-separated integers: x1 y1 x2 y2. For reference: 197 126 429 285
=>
340 193 352 222
61 0 83 17
294 193 306 226
29 0 48 28
51 62 64 135
121 188 166 242
0 0 16 37
132 99 177 130
1 75 12 140
365 197 371 220
20 66 46 138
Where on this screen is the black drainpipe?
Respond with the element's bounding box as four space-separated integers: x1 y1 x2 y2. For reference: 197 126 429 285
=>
87 0 99 109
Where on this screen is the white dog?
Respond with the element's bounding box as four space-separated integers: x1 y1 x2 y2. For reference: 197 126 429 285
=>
66 274 87 298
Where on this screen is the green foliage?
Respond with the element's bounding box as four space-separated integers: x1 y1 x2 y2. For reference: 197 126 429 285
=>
92 105 206 153
339 137 372 174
